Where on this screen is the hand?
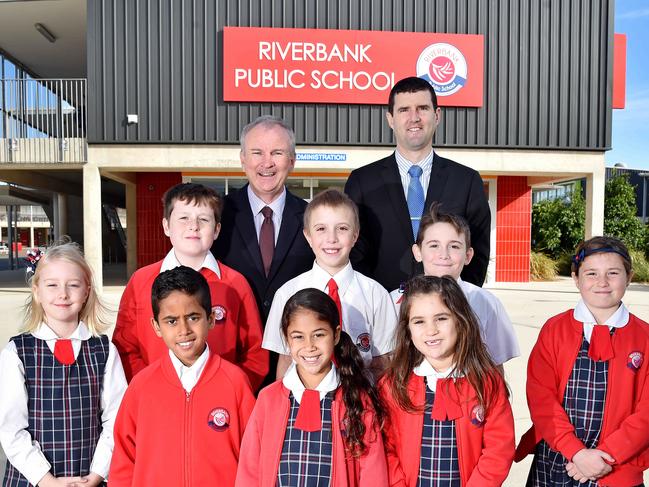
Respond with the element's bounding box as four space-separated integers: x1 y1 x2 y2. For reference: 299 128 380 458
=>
570 448 615 480
68 473 103 487
38 474 86 487
565 462 592 483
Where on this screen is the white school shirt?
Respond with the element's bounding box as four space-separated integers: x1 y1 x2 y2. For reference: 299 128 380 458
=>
248 185 286 244
282 362 340 403
262 261 398 364
0 322 127 485
413 359 460 393
160 248 221 277
573 299 629 341
390 277 520 365
168 344 210 394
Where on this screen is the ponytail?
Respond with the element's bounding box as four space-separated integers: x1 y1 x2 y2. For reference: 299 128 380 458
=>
334 331 386 457
280 288 386 457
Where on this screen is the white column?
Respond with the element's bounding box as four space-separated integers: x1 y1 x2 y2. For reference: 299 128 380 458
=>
585 164 605 238
57 193 68 237
125 181 137 277
83 163 103 292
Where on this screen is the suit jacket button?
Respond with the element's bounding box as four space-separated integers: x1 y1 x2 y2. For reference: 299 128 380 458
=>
263 300 270 308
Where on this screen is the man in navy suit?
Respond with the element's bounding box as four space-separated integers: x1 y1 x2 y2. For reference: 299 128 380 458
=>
345 77 491 291
212 116 313 324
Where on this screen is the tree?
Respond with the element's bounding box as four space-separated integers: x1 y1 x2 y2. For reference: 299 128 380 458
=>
604 172 646 251
531 182 585 258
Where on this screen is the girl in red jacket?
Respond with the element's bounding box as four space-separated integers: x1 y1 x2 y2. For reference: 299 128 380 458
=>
517 236 649 487
380 275 515 487
236 288 388 487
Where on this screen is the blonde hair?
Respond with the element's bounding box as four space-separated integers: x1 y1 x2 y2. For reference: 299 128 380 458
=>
24 240 110 335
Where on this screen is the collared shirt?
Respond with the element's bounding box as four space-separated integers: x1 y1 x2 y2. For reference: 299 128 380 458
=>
262 261 398 363
573 299 630 342
282 362 340 403
413 359 460 392
395 149 435 201
0 322 127 484
390 277 520 365
248 184 286 244
160 248 221 279
168 344 210 393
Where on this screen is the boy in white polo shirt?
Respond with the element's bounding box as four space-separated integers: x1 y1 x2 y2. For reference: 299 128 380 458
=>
262 189 397 379
391 203 519 366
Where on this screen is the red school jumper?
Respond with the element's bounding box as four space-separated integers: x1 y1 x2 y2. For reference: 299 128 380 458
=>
380 373 515 487
235 381 389 487
516 311 649 487
109 352 255 487
113 259 268 389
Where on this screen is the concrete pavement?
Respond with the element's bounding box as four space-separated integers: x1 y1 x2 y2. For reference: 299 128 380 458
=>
0 276 647 485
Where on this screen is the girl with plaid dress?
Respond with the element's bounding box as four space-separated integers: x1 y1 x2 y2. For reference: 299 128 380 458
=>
516 237 649 487
236 288 388 487
380 275 515 487
0 242 127 487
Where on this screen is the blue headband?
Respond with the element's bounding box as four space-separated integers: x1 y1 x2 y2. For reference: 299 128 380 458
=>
572 247 630 269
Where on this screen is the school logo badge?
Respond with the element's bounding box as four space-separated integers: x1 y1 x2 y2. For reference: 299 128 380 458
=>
207 407 230 432
416 43 468 96
356 333 371 353
470 405 485 427
212 305 226 324
627 351 644 371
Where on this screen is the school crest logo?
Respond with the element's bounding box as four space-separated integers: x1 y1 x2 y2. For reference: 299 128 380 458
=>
416 43 468 96
212 305 226 324
470 405 485 427
207 407 230 432
627 351 644 371
356 333 371 353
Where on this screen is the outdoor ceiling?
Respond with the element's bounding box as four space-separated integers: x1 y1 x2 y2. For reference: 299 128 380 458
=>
0 0 86 78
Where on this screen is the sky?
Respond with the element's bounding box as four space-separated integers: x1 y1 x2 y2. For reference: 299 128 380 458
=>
607 1 649 169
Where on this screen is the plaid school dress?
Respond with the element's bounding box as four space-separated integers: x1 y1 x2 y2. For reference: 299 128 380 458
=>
277 391 334 487
527 334 610 487
418 378 461 487
3 334 110 487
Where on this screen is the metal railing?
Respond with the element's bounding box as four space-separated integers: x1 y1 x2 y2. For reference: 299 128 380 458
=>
0 78 87 163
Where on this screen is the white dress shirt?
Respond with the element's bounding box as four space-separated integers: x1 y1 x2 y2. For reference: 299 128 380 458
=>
168 344 210 393
413 359 460 392
263 261 398 364
282 362 340 403
390 277 520 365
0 322 127 485
160 248 221 278
247 185 286 244
573 299 629 342
395 149 435 200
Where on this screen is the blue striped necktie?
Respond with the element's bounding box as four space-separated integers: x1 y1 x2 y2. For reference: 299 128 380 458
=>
407 165 425 239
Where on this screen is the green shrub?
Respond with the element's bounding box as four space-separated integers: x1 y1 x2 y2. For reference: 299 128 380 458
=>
530 251 558 281
631 249 649 283
556 251 574 276
605 172 646 251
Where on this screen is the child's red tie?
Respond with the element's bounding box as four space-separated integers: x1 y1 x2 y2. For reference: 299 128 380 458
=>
295 389 322 432
431 378 463 421
54 339 75 365
588 325 614 362
327 278 343 329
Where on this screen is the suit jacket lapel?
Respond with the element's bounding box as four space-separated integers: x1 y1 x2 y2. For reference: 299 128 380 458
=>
233 187 265 277
382 154 413 239
268 191 302 281
424 153 450 210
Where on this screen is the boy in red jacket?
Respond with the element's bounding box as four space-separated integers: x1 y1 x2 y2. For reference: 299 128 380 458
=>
109 266 255 487
113 183 268 389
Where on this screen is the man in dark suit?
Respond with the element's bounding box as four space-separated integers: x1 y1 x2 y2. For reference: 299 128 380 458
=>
212 116 313 324
345 77 491 291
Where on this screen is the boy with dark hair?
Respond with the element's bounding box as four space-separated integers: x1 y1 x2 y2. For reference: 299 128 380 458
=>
113 182 268 389
110 266 255 487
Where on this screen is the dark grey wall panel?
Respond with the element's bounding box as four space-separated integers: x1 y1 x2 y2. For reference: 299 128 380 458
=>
87 0 614 150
